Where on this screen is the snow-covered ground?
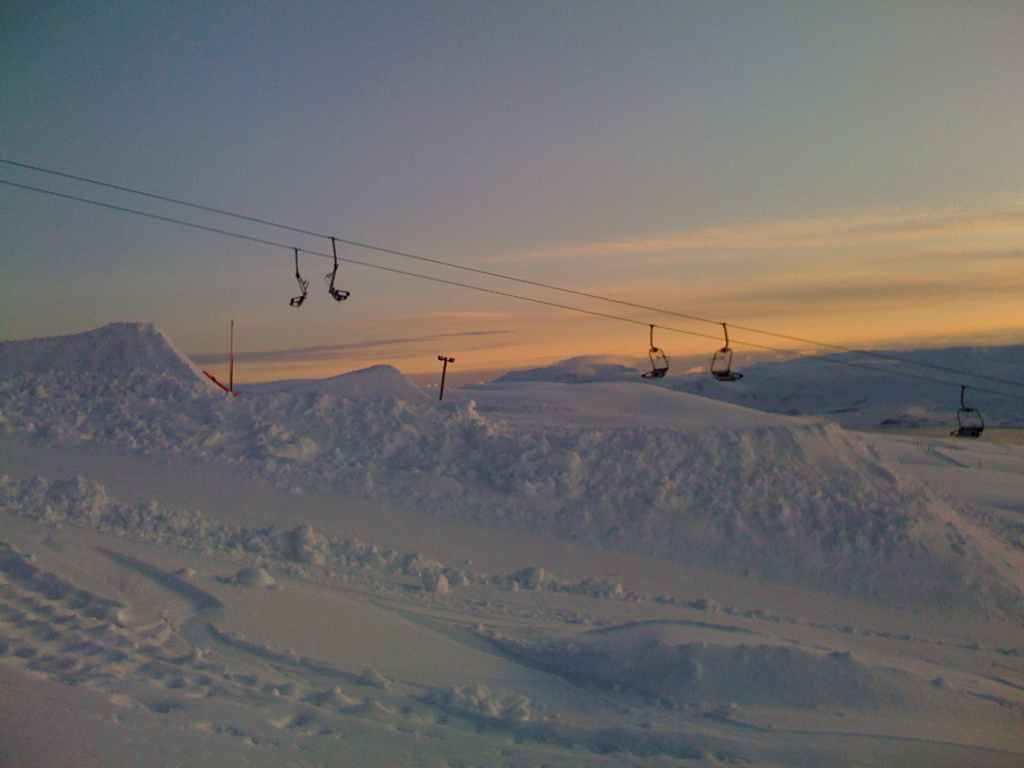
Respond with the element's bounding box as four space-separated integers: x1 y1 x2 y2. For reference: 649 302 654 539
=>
1 323 1022 767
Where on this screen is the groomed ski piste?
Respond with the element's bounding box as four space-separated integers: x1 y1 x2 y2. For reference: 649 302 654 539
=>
1 323 1022 767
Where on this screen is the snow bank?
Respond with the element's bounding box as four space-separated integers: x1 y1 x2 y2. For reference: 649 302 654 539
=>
0 323 219 397
0 473 475 587
0 472 638 600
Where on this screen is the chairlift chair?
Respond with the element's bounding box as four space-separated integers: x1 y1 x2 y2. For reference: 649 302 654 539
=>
641 325 670 379
951 385 984 438
289 248 309 307
710 323 742 382
325 237 351 302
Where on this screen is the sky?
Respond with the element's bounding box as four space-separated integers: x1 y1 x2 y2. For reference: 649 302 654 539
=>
1 1 1022 384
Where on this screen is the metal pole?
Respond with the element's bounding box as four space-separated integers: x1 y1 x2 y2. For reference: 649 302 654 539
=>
229 320 235 394
437 355 454 400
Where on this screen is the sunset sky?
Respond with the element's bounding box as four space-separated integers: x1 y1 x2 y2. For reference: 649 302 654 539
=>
2 2 1022 384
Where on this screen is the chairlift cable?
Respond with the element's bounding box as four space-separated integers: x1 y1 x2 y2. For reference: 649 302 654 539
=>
0 177 720 339
0 157 328 241
0 178 288 250
3 157 1021 391
3 176 1024 403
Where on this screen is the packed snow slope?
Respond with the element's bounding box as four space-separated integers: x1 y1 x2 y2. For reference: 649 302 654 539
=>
3 465 1021 768
1 323 1021 614
492 347 1024 430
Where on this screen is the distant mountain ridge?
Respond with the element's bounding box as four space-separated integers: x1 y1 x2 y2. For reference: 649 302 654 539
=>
492 357 639 385
484 346 1024 429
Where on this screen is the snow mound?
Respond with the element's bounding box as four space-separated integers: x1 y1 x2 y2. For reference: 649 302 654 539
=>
0 323 217 395
290 364 430 403
491 621 899 710
232 566 277 588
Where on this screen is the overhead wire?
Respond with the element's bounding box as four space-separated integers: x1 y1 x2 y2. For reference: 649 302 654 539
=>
2 172 1023 403
0 177 718 338
5 157 1024 392
4 157 1022 392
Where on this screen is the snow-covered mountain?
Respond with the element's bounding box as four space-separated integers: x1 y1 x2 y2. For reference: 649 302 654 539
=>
492 356 640 385
488 346 1024 430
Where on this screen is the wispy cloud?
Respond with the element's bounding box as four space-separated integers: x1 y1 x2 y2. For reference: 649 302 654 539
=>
515 204 1024 262
719 271 1024 317
191 329 514 365
202 205 1024 382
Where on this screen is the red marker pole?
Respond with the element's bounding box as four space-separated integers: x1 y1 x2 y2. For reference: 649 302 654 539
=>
437 355 454 401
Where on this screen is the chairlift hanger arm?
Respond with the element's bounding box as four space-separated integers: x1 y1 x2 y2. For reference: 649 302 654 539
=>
325 236 350 301
641 324 670 379
952 385 985 437
710 323 743 381
290 248 309 307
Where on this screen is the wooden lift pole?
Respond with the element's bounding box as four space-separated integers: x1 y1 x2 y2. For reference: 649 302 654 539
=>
437 355 455 401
